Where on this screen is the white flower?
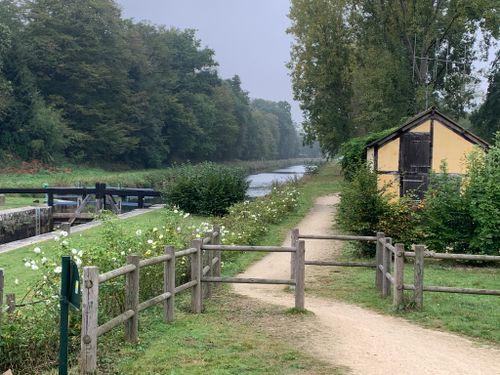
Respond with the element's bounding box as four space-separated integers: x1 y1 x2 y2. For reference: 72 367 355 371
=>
41 257 48 264
54 266 62 274
24 261 31 268
14 278 19 285
183 213 190 218
34 247 41 254
120 251 125 256
158 234 164 239
176 227 181 232
173 209 178 213
54 236 60 242
60 230 68 237
71 248 78 255
147 239 153 244
136 229 142 236
31 264 39 270
62 240 69 246
152 227 158 232
77 250 83 257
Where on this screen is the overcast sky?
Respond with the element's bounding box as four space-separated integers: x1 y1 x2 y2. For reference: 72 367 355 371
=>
117 1 496 122
117 0 302 122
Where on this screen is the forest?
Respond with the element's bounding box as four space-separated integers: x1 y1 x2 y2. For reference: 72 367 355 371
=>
288 0 500 156
0 0 304 167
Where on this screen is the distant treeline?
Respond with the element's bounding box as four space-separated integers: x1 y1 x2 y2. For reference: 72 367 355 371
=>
0 0 311 167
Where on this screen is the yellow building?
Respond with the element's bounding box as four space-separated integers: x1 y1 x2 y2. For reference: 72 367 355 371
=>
366 107 489 198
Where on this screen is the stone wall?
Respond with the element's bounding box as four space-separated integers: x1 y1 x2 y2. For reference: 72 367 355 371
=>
0 206 53 244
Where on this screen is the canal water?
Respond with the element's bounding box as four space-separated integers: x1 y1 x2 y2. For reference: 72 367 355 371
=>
246 165 308 198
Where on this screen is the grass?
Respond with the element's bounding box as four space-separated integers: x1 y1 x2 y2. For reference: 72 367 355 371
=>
0 158 318 188
307 243 500 344
36 163 343 374
0 196 45 209
0 209 206 296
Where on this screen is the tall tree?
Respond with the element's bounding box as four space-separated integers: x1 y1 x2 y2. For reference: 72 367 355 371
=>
471 54 500 142
288 0 499 156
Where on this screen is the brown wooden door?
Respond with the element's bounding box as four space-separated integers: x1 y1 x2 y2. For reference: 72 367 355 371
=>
400 132 431 198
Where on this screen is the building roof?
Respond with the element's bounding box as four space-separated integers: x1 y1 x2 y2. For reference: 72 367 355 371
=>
366 107 490 149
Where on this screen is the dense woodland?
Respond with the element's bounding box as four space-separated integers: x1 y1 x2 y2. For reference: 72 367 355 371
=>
0 0 307 167
288 0 500 155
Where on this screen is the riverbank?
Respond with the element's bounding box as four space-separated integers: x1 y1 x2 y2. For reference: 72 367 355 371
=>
0 158 321 189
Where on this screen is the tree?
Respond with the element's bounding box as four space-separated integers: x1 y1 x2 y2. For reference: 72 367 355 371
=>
288 0 499 156
471 54 500 143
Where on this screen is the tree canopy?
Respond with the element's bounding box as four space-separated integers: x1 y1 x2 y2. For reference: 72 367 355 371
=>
288 0 499 156
0 0 302 166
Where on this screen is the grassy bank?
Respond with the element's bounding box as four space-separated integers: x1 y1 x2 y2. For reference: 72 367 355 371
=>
3 163 343 374
307 244 500 344
0 158 320 189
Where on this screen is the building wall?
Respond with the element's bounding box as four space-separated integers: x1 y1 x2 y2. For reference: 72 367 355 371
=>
431 120 479 174
410 120 431 133
377 174 399 198
377 138 399 172
366 146 375 169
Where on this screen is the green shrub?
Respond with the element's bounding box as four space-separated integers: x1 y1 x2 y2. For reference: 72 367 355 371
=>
466 137 500 255
339 128 395 181
336 166 389 255
0 209 206 373
378 196 424 247
420 165 475 254
220 183 300 246
162 162 249 216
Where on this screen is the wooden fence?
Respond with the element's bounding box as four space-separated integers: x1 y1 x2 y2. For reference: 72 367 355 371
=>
80 226 305 373
291 229 500 310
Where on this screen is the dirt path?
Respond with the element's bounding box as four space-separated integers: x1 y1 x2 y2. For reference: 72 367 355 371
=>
233 195 500 375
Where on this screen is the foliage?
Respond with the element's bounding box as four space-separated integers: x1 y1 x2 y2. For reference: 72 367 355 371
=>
466 138 500 255
420 167 475 253
162 163 248 216
378 197 424 247
288 0 499 156
220 184 300 246
339 128 396 180
471 54 500 143
0 0 300 166
336 167 389 254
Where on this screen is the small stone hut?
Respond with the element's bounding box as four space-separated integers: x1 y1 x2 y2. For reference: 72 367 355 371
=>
365 107 489 198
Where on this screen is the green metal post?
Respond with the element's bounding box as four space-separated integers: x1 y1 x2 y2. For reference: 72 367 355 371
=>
59 256 70 375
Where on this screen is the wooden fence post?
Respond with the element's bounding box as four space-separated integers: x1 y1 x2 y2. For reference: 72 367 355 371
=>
393 243 405 309
290 228 299 280
375 232 385 291
81 266 99 374
191 239 202 313
213 226 221 280
294 240 306 310
413 244 425 310
381 237 392 297
164 246 175 323
6 293 15 314
125 255 140 343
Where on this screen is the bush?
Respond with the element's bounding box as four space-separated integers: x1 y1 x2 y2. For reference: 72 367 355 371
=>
220 183 300 246
336 166 389 255
162 162 249 216
466 137 500 255
0 209 209 373
419 165 475 254
378 197 424 247
339 128 395 181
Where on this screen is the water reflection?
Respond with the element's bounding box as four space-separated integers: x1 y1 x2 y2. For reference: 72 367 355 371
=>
246 165 307 197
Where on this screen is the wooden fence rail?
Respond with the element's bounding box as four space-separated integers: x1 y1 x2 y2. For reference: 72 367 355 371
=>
80 227 305 373
80 229 221 373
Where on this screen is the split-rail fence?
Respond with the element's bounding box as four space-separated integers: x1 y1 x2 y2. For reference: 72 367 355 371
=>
79 226 305 373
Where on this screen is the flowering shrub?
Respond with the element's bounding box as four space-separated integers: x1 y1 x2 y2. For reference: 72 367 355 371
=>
1 182 302 373
220 183 300 245
0 208 212 372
